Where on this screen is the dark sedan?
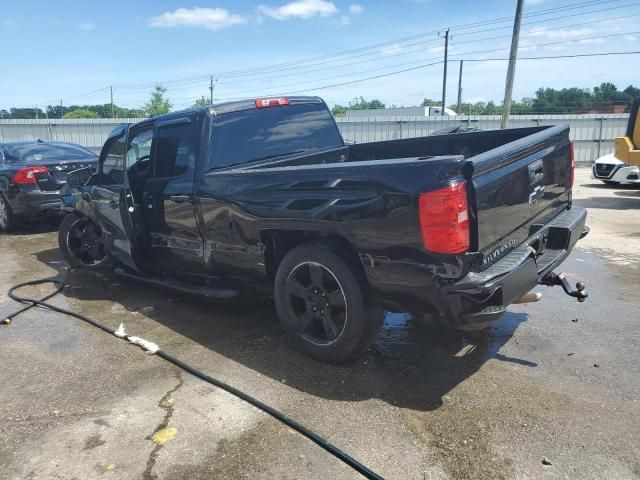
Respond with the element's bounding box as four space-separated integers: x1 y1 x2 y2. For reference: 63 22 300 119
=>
0 140 98 231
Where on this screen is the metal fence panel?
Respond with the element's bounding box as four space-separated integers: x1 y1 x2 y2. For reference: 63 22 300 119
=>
0 114 630 163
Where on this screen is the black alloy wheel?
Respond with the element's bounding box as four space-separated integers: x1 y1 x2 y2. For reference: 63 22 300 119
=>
285 261 348 345
274 244 384 362
58 213 111 269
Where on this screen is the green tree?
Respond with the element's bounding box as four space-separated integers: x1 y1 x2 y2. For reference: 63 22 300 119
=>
421 98 441 107
593 82 618 102
623 85 640 99
193 96 210 107
143 85 172 117
8 107 46 119
331 104 347 116
64 108 99 119
346 96 385 110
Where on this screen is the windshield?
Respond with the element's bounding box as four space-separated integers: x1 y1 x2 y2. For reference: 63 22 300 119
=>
3 143 97 163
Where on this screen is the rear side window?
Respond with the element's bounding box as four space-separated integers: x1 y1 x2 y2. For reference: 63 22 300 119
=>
153 121 196 178
208 102 342 169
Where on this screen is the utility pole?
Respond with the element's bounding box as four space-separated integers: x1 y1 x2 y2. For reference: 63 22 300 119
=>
60 99 63 119
501 0 524 128
35 105 39 120
110 86 115 119
209 76 217 104
456 60 464 114
440 28 450 116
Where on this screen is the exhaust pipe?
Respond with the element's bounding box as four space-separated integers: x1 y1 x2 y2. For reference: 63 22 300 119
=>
513 292 542 304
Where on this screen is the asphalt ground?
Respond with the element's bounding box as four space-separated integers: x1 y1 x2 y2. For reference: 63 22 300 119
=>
0 166 638 480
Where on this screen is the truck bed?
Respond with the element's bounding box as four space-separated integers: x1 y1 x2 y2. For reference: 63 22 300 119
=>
242 124 572 265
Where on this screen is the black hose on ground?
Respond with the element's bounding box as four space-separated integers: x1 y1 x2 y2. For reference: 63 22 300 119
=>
3 272 384 480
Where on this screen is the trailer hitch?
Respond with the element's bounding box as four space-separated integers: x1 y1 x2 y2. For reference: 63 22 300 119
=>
541 272 588 302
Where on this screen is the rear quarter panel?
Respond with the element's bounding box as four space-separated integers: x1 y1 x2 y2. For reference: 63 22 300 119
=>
195 156 466 285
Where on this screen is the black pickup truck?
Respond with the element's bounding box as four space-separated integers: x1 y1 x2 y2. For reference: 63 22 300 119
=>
59 96 588 362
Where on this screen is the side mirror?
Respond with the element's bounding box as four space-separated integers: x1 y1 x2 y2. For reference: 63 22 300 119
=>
614 97 640 166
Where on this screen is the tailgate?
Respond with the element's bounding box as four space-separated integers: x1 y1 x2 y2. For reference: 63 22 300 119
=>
465 125 572 265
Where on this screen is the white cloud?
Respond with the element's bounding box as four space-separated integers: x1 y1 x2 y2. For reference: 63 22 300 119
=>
525 27 592 40
349 4 364 15
625 34 638 42
149 7 246 30
77 22 95 31
578 37 604 44
518 40 538 52
258 0 338 20
338 15 351 26
525 0 545 5
381 43 404 55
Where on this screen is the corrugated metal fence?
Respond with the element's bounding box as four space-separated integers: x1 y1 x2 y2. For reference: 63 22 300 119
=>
0 114 630 162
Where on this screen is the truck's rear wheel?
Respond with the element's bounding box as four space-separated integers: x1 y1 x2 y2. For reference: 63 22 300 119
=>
274 244 383 362
58 213 112 270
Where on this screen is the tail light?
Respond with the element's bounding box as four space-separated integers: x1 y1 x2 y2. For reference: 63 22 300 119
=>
570 141 575 188
11 166 49 185
255 98 290 108
418 181 470 254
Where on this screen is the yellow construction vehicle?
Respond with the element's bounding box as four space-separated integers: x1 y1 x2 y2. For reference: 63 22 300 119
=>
614 96 640 167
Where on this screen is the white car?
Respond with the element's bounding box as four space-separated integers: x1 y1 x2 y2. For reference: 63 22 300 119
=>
591 153 640 185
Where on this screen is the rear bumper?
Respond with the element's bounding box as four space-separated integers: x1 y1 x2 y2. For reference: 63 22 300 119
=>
7 187 63 218
364 206 588 330
442 206 588 330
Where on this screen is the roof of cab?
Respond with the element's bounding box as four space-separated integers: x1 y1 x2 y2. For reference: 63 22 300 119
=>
129 95 326 130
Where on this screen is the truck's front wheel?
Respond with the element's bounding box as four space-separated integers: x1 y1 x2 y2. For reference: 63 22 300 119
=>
58 213 112 270
274 244 383 363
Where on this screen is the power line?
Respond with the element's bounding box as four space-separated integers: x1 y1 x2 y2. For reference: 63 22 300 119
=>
175 30 640 101
118 4 640 98
16 0 640 109
112 0 629 89
453 0 640 37
208 50 640 102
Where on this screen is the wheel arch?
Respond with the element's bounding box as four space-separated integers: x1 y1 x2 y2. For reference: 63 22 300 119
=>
261 230 366 285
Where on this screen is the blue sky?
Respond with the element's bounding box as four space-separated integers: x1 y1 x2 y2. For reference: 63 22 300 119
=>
1 0 639 111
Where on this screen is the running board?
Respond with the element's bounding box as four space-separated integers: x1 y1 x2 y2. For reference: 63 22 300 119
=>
114 268 241 300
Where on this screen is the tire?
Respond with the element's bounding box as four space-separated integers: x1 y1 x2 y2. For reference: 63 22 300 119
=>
0 193 15 233
58 213 112 270
603 181 620 186
274 243 383 363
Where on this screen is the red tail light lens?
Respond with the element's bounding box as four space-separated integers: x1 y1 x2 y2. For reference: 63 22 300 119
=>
255 98 290 108
419 182 470 254
11 166 49 185
570 141 575 188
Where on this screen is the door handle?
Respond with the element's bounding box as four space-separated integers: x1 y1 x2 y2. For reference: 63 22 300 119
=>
109 200 119 209
170 195 192 203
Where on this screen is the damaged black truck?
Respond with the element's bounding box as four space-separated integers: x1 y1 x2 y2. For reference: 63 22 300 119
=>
59 96 588 362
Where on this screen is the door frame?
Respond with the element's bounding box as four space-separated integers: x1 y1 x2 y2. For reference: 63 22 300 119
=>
91 124 141 272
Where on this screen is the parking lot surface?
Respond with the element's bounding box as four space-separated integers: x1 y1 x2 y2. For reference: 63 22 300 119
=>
1 166 639 480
